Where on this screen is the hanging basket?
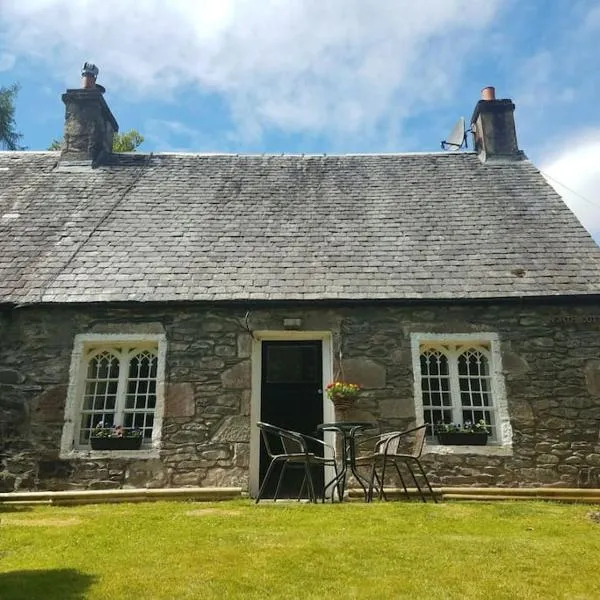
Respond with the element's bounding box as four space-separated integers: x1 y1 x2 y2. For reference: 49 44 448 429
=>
331 395 356 411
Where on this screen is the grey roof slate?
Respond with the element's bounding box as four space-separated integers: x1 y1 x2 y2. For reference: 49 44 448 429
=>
0 150 599 304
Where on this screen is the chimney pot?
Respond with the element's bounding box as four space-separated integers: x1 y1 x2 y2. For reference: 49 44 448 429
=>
481 86 496 101
81 74 96 89
80 62 99 89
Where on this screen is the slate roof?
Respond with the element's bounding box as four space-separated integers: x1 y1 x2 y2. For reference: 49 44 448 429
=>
1 150 599 304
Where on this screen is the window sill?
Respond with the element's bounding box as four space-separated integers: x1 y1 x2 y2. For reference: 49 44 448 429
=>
59 448 160 460
425 443 513 456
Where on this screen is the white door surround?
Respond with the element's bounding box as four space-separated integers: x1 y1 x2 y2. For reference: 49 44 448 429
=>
249 330 334 497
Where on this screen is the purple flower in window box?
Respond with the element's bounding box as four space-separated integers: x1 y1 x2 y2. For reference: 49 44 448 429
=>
90 424 143 450
434 420 490 446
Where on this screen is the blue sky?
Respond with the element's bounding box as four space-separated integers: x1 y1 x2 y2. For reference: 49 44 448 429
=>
1 0 599 242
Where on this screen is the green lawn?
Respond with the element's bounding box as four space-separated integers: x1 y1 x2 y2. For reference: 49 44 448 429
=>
1 500 599 599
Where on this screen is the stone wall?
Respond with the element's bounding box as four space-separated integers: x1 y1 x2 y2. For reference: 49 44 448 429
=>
1 301 600 492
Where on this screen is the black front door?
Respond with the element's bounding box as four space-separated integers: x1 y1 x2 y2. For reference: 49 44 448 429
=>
259 340 323 498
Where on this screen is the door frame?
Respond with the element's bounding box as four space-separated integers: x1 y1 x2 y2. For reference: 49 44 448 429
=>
249 330 334 498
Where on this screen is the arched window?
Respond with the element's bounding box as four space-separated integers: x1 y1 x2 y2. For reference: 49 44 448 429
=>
418 342 498 441
77 344 159 447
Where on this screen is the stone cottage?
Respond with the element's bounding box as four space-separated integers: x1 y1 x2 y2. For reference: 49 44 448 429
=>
1 66 600 495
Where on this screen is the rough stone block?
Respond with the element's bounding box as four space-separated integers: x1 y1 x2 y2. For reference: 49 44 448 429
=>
215 345 236 358
167 429 203 444
536 453 559 465
379 397 414 419
341 357 386 389
0 368 25 384
221 361 251 389
506 399 534 425
584 360 600 396
502 352 530 375
234 443 249 467
90 322 165 334
125 459 167 488
237 333 253 358
213 416 250 443
201 466 247 488
585 454 600 467
171 471 202 486
240 390 251 416
37 459 73 479
32 385 68 423
200 448 231 461
165 383 195 418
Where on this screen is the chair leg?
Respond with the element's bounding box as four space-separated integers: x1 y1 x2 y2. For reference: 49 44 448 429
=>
367 460 385 502
298 469 307 501
256 459 278 504
323 462 342 502
367 463 377 502
379 460 388 501
404 461 426 503
328 462 342 503
392 461 410 501
305 464 324 503
415 459 438 503
274 461 288 501
304 462 317 503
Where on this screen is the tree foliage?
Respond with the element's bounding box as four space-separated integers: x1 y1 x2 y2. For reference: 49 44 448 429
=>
49 129 144 152
112 130 144 152
0 83 24 151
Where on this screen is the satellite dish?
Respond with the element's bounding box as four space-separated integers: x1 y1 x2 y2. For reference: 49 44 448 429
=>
441 117 467 151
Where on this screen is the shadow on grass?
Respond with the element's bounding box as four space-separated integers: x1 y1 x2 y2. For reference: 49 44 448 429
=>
0 569 95 600
0 505 32 514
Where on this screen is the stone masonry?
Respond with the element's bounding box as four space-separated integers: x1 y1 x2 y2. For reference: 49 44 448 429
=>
1 300 600 492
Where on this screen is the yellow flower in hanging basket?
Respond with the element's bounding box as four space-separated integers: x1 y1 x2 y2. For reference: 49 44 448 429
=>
325 381 361 408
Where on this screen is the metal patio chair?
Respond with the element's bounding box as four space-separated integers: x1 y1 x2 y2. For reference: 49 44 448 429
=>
255 422 340 503
356 425 437 503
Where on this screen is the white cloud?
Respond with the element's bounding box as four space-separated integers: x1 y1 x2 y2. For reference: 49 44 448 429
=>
540 132 600 243
583 3 600 31
0 0 501 140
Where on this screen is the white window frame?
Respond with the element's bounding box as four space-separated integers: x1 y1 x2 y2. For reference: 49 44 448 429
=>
411 332 512 456
60 333 167 459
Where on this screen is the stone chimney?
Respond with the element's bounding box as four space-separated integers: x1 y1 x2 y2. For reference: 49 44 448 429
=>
470 86 523 162
60 63 119 165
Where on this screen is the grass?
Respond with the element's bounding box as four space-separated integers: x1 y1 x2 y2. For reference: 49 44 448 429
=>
1 500 600 599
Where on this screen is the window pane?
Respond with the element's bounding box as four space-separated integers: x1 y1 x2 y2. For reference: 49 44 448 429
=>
420 349 452 436
122 350 158 441
423 408 452 436
79 351 120 445
265 344 319 383
462 409 495 438
458 348 491 409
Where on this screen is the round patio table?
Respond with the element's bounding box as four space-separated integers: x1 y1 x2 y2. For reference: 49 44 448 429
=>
317 421 376 501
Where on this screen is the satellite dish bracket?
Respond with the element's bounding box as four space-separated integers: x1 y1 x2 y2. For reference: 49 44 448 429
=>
440 117 469 151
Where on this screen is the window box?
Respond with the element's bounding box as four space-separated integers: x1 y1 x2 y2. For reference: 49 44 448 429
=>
90 436 143 451
436 432 488 446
